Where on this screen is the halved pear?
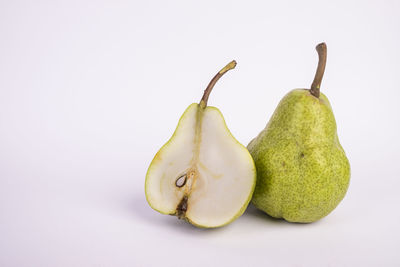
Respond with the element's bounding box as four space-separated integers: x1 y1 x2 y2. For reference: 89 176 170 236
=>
145 61 256 228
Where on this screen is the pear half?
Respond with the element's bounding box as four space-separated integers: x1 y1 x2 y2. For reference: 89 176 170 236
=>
145 61 256 228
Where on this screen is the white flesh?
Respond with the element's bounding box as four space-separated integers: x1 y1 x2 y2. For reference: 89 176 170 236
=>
145 103 255 228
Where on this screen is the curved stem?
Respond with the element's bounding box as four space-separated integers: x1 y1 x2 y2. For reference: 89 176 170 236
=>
200 60 237 106
310 43 327 98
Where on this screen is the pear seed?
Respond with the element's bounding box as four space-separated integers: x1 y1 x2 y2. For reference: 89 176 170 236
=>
175 174 187 188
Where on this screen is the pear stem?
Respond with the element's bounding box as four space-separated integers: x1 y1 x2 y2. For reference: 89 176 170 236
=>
200 60 237 106
310 43 327 98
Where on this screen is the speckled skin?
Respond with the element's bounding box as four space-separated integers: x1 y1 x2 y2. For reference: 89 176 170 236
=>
248 89 350 223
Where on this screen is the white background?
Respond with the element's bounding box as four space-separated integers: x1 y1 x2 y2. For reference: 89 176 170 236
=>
1 0 399 266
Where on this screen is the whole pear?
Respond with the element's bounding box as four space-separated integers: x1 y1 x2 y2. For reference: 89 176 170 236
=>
248 43 350 223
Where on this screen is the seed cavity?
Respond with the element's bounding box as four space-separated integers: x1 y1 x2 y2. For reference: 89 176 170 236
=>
175 174 187 188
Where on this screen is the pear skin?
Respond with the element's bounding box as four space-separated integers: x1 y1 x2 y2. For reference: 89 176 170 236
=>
248 43 350 223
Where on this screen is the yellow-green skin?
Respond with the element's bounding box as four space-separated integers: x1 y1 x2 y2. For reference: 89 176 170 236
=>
247 89 350 223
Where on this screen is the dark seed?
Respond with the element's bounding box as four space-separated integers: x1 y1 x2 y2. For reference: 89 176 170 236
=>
175 174 187 187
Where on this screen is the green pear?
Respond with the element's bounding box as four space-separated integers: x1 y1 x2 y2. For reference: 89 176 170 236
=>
248 43 350 223
145 61 256 228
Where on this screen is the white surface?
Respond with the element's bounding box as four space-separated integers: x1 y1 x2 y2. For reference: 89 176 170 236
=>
0 1 399 266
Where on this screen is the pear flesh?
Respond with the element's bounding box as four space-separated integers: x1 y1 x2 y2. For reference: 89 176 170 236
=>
145 63 256 228
248 43 350 223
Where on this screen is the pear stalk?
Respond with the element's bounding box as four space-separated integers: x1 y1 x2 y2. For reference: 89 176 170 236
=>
200 60 237 106
310 43 327 98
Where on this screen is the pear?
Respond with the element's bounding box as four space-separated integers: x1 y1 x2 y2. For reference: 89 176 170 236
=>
248 43 350 223
145 61 256 228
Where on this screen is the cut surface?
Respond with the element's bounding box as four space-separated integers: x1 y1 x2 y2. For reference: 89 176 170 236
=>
145 103 256 228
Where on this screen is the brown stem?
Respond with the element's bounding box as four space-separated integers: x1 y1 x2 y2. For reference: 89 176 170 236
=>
200 60 237 106
310 43 327 98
